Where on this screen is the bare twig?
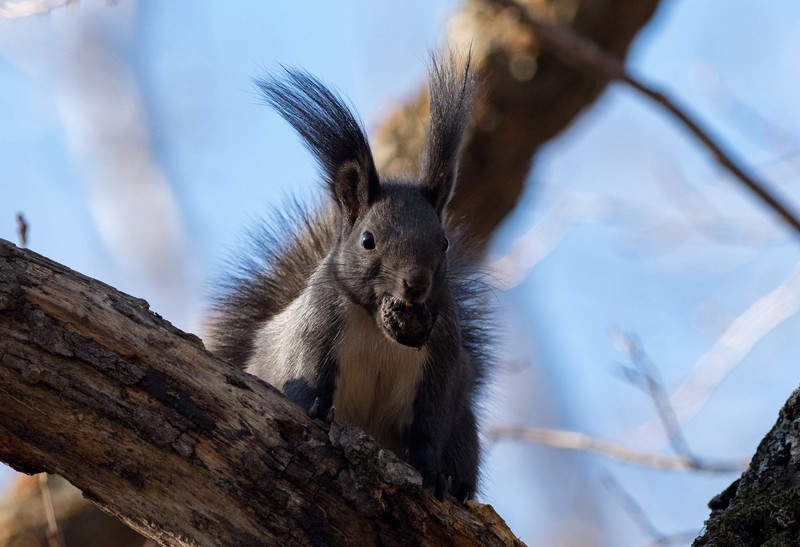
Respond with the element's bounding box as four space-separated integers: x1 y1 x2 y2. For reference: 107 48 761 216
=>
489 198 584 289
640 532 704 547
38 474 66 547
491 0 800 238
629 263 800 443
600 471 667 541
613 331 694 458
488 425 744 473
489 188 783 291
0 0 74 19
16 213 27 249
600 472 699 547
668 263 800 428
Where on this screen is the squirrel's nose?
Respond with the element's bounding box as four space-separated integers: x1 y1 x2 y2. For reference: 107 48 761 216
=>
402 272 431 302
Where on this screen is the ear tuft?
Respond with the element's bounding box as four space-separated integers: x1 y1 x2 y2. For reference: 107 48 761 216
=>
256 70 380 226
420 52 477 216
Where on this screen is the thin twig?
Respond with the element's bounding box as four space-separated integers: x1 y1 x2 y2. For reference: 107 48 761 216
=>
600 471 699 547
488 425 744 473
669 263 800 427
489 198 583 289
629 263 800 444
600 471 668 541
613 331 694 458
38 473 66 547
16 213 28 249
490 0 800 238
0 0 74 19
639 532 704 547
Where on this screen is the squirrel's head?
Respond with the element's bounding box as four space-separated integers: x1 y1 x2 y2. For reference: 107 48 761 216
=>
258 54 476 348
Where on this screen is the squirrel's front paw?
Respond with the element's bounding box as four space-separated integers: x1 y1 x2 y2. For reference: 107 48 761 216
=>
453 481 475 504
419 471 474 504
308 397 335 423
421 470 450 501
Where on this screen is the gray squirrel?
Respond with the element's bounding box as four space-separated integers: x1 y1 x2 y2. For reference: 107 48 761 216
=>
207 55 490 502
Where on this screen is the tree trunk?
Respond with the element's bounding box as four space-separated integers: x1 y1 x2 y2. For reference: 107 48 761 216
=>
0 239 520 546
693 386 800 546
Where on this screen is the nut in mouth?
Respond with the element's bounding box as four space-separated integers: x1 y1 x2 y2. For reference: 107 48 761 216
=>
377 295 437 348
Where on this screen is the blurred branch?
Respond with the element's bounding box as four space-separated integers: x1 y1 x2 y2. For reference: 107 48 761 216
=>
488 425 744 473
489 198 581 290
37 474 65 547
494 0 800 239
489 188 784 291
599 472 699 547
641 533 703 547
377 0 663 246
667 263 800 429
16 213 27 249
0 0 73 19
614 331 694 458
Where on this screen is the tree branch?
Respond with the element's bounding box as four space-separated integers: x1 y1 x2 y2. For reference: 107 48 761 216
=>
0 0 73 19
494 0 800 238
488 425 744 473
0 238 519 546
374 0 664 246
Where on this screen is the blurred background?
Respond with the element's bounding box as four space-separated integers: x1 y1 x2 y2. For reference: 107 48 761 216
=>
2 1 799 545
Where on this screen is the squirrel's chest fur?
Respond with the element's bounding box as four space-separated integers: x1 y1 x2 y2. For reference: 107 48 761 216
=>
333 304 427 456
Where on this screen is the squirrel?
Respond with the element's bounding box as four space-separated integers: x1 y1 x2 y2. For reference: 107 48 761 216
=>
207 54 490 502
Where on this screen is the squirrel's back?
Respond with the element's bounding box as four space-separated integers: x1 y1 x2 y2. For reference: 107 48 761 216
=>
207 203 337 368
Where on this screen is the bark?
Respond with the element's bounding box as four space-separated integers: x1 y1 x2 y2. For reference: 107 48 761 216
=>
693 385 800 546
0 239 520 546
374 0 664 246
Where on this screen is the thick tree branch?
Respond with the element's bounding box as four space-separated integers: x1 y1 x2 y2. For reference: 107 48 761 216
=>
374 0 664 246
0 238 519 546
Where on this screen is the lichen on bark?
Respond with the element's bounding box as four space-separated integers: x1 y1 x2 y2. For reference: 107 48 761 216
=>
694 387 800 546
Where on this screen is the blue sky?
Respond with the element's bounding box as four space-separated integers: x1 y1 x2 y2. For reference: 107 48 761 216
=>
2 1 800 544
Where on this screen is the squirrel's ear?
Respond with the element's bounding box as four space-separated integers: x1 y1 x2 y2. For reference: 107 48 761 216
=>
420 53 476 216
257 69 380 226
333 156 380 226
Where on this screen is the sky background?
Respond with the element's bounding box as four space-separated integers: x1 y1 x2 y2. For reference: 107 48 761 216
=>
2 1 800 545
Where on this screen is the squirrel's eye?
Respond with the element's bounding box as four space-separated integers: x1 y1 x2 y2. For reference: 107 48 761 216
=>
442 236 450 254
361 231 376 250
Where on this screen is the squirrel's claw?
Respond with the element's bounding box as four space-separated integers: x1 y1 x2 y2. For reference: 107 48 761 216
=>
422 471 450 501
422 473 473 504
308 397 335 424
324 405 335 424
308 396 321 418
454 482 475 505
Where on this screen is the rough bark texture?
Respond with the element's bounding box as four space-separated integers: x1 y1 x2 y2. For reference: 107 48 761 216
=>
0 239 520 546
693 386 800 546
374 0 663 246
